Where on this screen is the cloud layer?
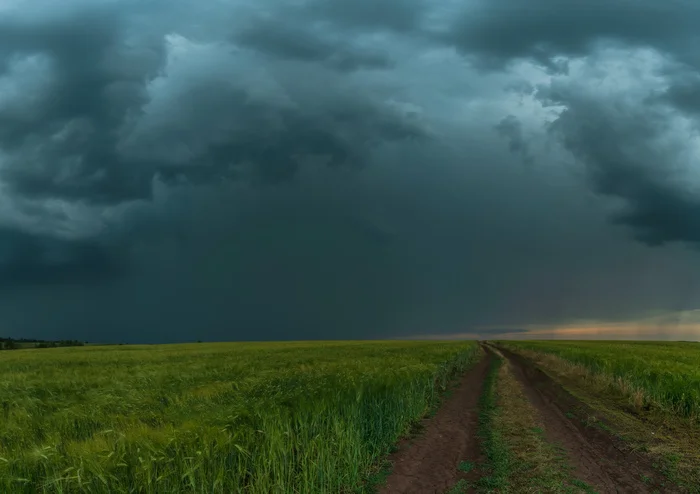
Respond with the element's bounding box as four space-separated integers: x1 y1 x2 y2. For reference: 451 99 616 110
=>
1 0 700 342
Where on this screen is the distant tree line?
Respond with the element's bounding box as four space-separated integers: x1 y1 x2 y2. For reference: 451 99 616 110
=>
0 337 86 350
0 338 17 350
33 340 85 349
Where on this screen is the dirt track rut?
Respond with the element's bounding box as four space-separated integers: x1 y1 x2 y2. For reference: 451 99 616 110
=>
497 345 674 494
379 352 492 494
380 345 677 494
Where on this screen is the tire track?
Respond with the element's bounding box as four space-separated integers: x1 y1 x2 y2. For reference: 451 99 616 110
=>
496 345 675 494
379 351 492 494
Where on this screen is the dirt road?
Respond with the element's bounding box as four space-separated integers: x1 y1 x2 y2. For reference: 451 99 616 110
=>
379 344 679 494
496 346 672 493
379 352 492 494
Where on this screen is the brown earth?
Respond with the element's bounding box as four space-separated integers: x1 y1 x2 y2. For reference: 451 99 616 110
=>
496 345 679 494
379 351 492 494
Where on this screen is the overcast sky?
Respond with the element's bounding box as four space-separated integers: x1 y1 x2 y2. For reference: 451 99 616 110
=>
2 0 700 343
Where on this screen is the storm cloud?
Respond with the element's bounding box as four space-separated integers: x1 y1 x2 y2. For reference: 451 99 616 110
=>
444 0 700 70
0 227 120 286
495 115 533 165
1 0 700 342
0 1 425 206
535 49 700 246
234 18 393 71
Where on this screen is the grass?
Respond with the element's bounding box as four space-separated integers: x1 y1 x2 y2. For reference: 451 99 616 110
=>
476 356 509 492
458 461 474 473
497 341 700 420
0 340 479 493
499 341 700 492
446 479 471 494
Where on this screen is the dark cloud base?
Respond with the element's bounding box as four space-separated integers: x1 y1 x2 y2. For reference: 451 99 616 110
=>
1 0 700 342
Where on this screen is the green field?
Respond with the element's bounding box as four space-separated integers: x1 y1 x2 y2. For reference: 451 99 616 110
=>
0 340 479 493
498 340 700 419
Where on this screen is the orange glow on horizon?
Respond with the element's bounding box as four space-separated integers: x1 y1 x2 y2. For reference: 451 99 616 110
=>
403 310 700 341
493 323 700 340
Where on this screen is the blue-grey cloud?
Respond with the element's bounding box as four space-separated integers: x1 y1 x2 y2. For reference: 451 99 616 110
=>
0 227 121 287
536 51 700 247
1 0 700 343
495 115 534 165
444 0 700 70
234 18 393 71
0 2 426 208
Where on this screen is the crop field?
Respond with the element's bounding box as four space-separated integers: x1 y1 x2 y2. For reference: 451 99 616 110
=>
499 340 700 419
0 340 479 494
5 339 697 494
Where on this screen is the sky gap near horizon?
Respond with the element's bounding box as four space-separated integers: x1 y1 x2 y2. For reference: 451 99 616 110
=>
1 0 700 343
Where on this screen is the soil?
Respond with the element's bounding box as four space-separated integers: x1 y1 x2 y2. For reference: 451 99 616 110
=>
378 345 682 494
496 345 678 494
379 351 493 494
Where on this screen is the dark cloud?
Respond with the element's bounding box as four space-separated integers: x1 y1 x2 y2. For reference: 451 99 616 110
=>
2 0 700 343
445 0 700 69
661 77 700 117
0 227 121 287
307 0 428 33
537 65 700 247
123 72 427 186
495 115 533 165
0 4 165 203
235 18 392 71
0 2 425 207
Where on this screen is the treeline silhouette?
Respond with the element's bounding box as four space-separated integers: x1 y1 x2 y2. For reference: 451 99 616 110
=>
0 338 86 350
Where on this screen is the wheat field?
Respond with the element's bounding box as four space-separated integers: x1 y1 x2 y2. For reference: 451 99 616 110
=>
0 340 479 493
499 340 700 419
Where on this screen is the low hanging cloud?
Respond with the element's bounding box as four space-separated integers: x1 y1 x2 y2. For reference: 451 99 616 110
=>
661 75 700 117
535 49 700 247
119 34 427 186
0 227 122 287
0 1 425 295
444 0 700 70
0 1 426 210
1 0 700 342
234 18 393 71
438 0 700 250
495 115 534 165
